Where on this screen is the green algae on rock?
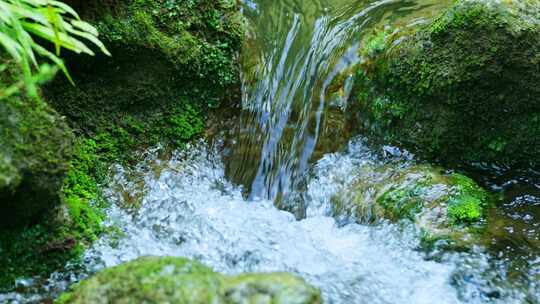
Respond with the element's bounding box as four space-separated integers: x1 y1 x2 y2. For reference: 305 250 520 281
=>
56 256 321 304
331 164 494 247
354 0 540 168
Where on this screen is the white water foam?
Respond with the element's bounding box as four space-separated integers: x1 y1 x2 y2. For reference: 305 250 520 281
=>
82 139 465 304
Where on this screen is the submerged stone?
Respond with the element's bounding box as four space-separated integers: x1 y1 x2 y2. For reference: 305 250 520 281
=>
354 0 540 168
56 256 321 304
331 164 493 247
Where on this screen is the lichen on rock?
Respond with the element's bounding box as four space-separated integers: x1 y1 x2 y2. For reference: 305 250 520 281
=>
354 0 540 168
56 256 321 304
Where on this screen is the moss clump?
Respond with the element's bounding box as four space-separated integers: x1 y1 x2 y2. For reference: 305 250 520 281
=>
56 256 321 304
354 0 540 168
446 174 488 223
96 0 243 88
332 164 493 246
60 139 108 243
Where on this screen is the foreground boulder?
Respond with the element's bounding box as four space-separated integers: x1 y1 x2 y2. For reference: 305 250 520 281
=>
332 164 493 247
0 92 73 228
354 0 540 167
56 256 321 304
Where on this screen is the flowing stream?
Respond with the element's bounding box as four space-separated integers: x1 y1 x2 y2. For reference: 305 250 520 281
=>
3 0 540 303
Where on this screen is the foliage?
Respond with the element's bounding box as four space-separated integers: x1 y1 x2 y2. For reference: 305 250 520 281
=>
0 0 109 99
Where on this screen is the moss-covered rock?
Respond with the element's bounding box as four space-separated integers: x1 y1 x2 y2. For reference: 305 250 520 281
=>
56 256 321 304
331 164 494 247
0 137 108 291
0 93 74 228
354 0 540 168
44 0 244 158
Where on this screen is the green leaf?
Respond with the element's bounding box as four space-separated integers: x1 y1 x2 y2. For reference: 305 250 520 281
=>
0 31 23 62
0 0 110 98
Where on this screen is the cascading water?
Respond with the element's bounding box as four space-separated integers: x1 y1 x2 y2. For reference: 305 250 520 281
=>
2 0 540 303
225 0 451 205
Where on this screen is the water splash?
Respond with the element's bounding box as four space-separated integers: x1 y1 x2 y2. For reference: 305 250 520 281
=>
2 1 539 303
78 140 463 304
3 139 539 303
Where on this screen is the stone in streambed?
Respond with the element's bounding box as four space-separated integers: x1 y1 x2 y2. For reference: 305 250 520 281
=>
331 164 494 248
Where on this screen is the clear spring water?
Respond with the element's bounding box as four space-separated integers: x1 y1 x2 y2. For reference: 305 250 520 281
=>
2 0 540 303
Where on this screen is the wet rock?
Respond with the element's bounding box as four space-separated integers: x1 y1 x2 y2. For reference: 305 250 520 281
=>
354 0 540 168
332 164 494 247
56 256 321 304
0 94 74 228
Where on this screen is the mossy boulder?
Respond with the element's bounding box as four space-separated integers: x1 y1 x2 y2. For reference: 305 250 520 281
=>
354 0 540 168
0 94 74 228
0 137 107 291
56 256 321 304
44 0 244 157
331 164 494 247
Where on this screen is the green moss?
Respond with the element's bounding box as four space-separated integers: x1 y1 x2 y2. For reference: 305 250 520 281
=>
222 273 322 304
377 184 426 221
93 0 243 91
361 30 390 58
165 105 205 144
0 138 107 291
354 0 540 168
44 0 243 162
61 139 108 243
56 256 321 304
448 195 483 223
0 88 74 227
447 173 488 223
